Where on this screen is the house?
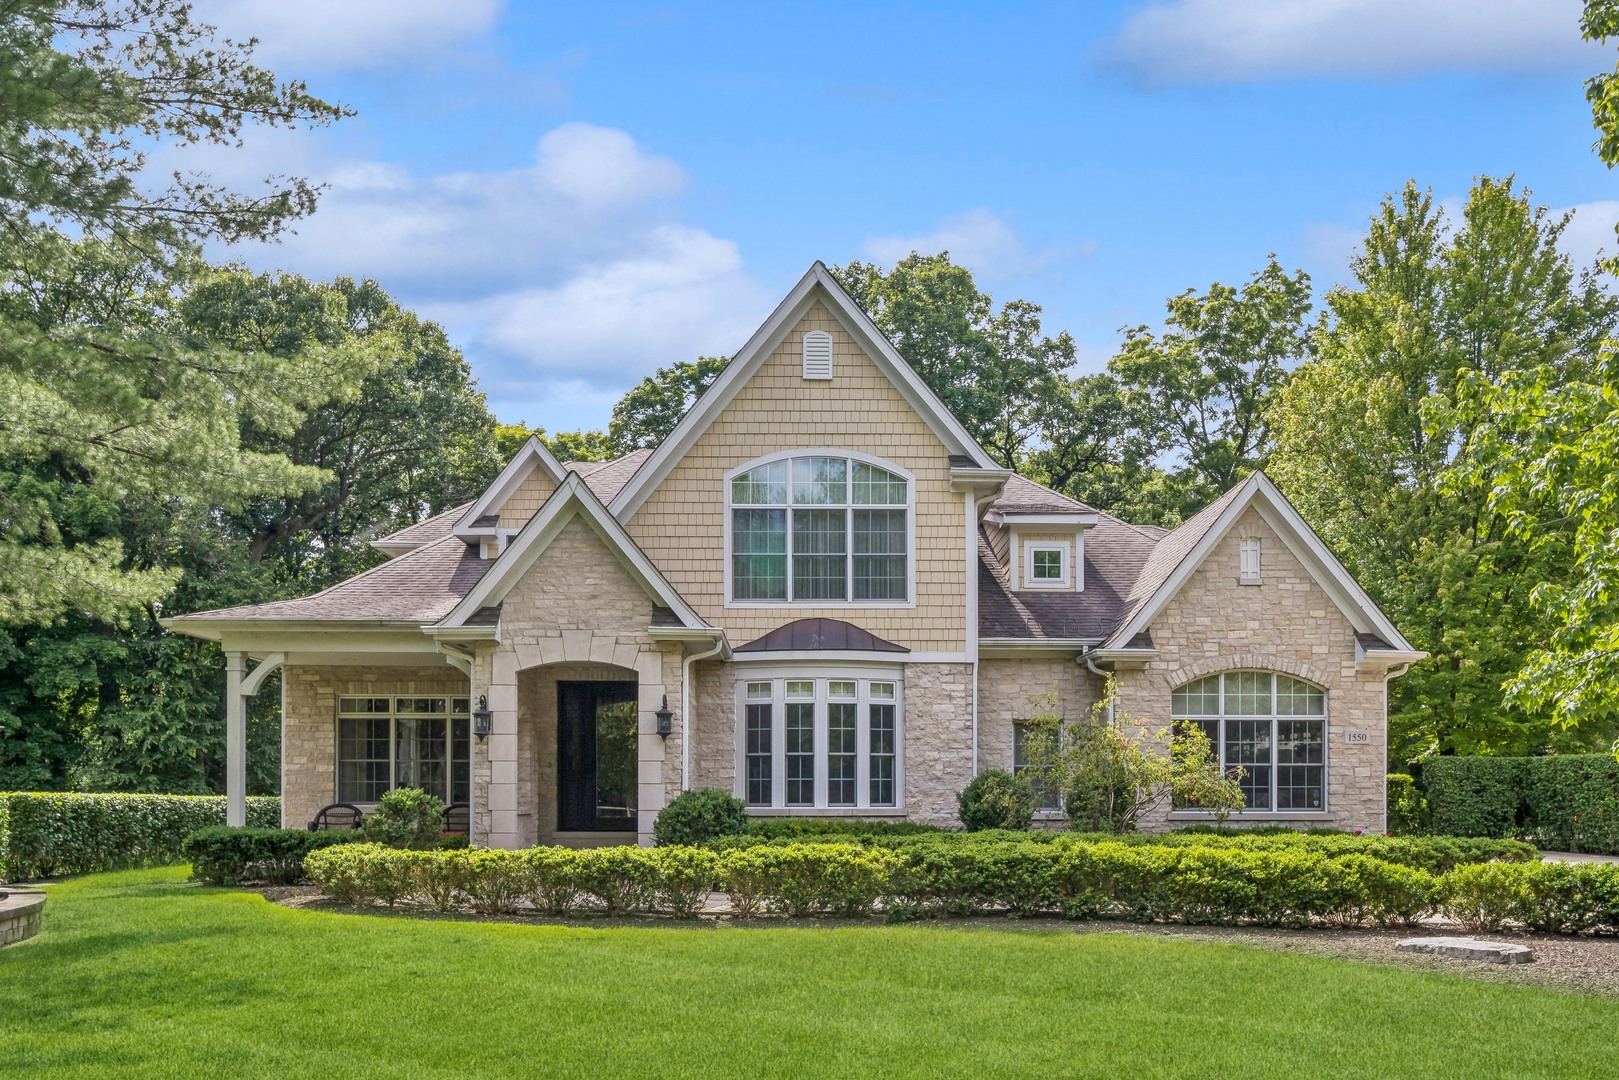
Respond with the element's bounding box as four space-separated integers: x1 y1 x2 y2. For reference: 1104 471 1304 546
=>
166 263 1425 846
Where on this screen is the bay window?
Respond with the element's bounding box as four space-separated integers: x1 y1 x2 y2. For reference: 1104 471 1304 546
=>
737 675 902 809
1170 672 1326 812
729 454 911 603
337 696 470 806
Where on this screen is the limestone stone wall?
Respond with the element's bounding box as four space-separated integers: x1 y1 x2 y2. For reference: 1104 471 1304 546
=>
280 663 469 830
478 515 680 848
686 659 734 794
624 301 969 653
0 891 44 947
900 663 975 825
976 657 1103 774
1113 507 1394 832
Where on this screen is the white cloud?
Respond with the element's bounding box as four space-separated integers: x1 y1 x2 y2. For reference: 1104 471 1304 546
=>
1556 201 1619 270
863 208 1086 280
1100 0 1597 85
205 122 770 428
209 0 503 69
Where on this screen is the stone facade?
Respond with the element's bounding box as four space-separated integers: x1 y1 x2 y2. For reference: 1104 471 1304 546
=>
1113 508 1392 832
976 657 1104 775
476 515 682 847
899 663 976 824
280 663 469 830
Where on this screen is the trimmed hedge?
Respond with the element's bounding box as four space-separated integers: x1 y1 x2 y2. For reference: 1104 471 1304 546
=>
303 837 1616 933
1424 755 1619 854
182 827 367 886
708 827 1538 874
0 793 281 881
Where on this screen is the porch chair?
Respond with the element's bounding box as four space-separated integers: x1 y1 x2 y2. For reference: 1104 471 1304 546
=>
307 803 364 832
442 803 470 834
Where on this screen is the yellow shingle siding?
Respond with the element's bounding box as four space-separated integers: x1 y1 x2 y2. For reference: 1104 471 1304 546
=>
625 301 969 652
497 469 559 529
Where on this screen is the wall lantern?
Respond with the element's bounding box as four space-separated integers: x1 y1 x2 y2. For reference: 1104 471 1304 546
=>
655 695 674 740
472 695 492 741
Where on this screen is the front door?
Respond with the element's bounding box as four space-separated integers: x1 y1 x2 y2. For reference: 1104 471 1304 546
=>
557 681 639 832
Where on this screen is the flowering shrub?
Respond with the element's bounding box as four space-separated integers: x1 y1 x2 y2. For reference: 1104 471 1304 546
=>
0 793 280 881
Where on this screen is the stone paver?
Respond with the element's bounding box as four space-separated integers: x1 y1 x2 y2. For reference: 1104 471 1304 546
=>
1540 851 1619 865
1396 936 1534 964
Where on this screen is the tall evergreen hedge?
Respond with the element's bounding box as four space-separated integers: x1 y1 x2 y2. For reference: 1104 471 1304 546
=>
0 793 281 881
1423 756 1619 854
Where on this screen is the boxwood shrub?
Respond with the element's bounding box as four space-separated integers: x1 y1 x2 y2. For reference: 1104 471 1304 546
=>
182 826 367 885
0 793 281 881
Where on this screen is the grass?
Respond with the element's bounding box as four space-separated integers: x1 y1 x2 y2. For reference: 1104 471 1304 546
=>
2 868 1615 1079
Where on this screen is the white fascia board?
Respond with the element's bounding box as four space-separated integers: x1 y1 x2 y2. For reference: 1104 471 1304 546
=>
611 262 998 522
368 541 418 558
1104 472 1420 654
950 467 1014 495
986 512 1099 528
439 473 710 631
978 638 1099 657
454 436 567 536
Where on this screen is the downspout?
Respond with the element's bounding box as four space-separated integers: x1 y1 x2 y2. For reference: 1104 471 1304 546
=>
968 489 1000 776
681 634 726 792
1082 646 1115 724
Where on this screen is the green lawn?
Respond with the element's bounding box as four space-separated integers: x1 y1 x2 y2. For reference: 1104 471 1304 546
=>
2 868 1614 1079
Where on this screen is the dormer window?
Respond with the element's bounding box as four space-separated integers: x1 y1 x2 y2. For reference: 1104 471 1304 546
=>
1240 537 1262 584
1022 542 1070 589
802 330 833 379
728 453 911 604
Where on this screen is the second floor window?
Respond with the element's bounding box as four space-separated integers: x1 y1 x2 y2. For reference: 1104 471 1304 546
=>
730 454 910 602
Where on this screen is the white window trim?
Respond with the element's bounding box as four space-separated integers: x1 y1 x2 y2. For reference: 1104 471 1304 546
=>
334 696 471 809
1169 671 1329 817
732 665 905 812
723 449 917 609
1021 540 1072 590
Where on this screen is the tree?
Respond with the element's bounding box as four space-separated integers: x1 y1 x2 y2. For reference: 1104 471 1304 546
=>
0 2 349 626
834 253 1077 469
1108 258 1311 519
608 356 728 454
1270 179 1619 757
543 429 614 464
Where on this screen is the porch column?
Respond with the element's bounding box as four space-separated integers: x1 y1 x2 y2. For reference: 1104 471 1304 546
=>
225 652 247 828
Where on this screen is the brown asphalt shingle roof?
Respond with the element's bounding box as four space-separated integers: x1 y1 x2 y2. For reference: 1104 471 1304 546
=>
988 475 1099 516
373 501 473 550
567 449 652 504
171 535 492 624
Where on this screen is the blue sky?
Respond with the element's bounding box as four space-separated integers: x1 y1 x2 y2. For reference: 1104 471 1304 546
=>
193 0 1616 433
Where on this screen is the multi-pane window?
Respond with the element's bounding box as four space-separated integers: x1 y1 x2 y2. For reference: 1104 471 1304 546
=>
1170 672 1326 812
1032 549 1063 579
730 455 909 602
738 676 902 809
1013 722 1062 811
337 696 470 806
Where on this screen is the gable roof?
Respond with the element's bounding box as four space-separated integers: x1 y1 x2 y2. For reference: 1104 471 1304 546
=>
436 471 711 632
167 535 493 634
977 513 1159 641
1099 471 1420 654
371 501 474 556
608 261 998 521
988 475 1099 517
568 448 653 505
454 436 567 537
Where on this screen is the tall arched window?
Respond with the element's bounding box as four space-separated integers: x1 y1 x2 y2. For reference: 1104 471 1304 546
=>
728 453 911 602
1171 671 1326 811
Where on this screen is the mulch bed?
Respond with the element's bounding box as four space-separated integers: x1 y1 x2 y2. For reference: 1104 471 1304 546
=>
255 885 1619 998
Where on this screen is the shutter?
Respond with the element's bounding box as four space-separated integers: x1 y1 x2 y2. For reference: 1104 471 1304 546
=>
802 330 833 379
1239 538 1261 581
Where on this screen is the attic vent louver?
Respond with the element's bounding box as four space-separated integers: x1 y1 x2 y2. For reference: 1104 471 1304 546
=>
802 330 833 379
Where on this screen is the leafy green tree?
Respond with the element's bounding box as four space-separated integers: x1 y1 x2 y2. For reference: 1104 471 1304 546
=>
608 356 728 453
834 253 1077 469
0 1 348 625
1108 258 1311 520
1270 179 1619 757
544 429 614 464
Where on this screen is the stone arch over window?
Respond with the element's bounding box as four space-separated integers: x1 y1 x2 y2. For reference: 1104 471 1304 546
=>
1170 670 1327 813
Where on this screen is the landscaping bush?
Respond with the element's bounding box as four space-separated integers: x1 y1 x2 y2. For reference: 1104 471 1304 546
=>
182 826 366 885
724 843 898 917
361 787 444 850
304 843 415 907
523 847 583 915
1440 862 1532 932
643 846 720 918
652 788 748 847
410 850 466 912
574 847 657 914
456 849 532 914
1386 773 1429 836
1423 755 1619 854
957 770 1034 832
0 793 281 881
740 818 946 840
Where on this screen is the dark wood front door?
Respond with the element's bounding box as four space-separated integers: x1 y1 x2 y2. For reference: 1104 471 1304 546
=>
557 681 639 832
